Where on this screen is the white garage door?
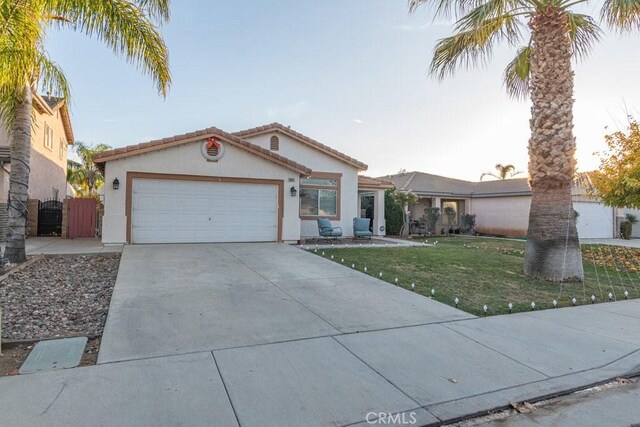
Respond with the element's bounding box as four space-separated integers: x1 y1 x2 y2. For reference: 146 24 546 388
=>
574 202 614 239
131 178 278 244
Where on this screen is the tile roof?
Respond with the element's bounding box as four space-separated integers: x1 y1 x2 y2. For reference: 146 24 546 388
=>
233 123 368 171
40 95 64 110
93 126 313 175
378 171 531 197
358 175 394 189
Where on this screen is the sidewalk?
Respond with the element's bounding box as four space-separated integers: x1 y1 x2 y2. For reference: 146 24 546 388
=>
1 237 123 255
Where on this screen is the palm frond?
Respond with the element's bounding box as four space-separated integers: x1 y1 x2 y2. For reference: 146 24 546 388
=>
46 0 171 97
601 0 640 31
455 0 529 37
567 13 602 60
408 0 488 22
503 43 531 99
430 12 525 79
136 0 170 23
37 51 71 102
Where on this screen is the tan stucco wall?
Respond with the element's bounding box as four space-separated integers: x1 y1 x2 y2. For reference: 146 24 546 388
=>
0 105 69 201
244 132 361 238
102 140 302 244
470 196 531 237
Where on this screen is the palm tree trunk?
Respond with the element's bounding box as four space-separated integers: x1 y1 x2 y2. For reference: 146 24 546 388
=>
523 8 584 281
4 84 33 263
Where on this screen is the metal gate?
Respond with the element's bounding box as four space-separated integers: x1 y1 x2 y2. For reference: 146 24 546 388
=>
37 199 63 236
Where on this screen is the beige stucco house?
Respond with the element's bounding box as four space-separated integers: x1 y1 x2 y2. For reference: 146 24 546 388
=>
380 171 638 239
94 123 390 244
0 93 75 238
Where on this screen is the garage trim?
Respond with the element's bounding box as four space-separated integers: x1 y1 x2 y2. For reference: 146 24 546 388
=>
125 172 284 243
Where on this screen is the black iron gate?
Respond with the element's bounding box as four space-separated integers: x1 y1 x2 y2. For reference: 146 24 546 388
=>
37 199 63 236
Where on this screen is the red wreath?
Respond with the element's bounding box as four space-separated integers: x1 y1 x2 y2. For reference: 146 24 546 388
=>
206 137 220 150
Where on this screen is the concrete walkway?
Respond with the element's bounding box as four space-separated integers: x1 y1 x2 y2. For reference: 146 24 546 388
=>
580 238 640 248
1 237 123 255
1 244 639 426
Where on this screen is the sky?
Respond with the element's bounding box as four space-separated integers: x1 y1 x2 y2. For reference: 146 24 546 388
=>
45 0 640 181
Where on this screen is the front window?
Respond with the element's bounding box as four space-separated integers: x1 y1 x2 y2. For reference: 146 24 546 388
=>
300 175 339 218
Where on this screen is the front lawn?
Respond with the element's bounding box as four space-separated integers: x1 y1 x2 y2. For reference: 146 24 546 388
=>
310 237 640 316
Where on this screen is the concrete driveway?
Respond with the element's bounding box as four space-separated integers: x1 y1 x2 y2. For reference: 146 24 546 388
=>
98 243 471 362
2 243 640 427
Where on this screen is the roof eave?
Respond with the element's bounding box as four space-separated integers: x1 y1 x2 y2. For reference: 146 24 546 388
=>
93 129 312 176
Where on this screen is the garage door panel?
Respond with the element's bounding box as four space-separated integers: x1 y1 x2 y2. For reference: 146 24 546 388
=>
574 202 614 239
131 178 278 244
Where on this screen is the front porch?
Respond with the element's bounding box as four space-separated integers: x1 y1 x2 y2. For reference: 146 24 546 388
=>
408 195 469 235
357 176 394 236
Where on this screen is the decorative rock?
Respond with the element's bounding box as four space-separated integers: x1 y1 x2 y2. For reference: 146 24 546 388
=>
0 255 120 341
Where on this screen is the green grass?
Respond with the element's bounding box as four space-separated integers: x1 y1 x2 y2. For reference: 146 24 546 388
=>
310 237 640 316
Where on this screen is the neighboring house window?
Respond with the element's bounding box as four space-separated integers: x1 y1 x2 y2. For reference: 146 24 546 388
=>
270 135 279 151
43 123 53 150
300 174 340 219
59 138 65 159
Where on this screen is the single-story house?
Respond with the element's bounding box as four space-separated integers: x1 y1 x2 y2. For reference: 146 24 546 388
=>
93 123 392 244
379 171 639 239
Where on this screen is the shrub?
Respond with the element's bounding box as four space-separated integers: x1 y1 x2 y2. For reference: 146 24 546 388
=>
384 189 404 235
462 214 477 233
620 213 638 240
426 207 440 234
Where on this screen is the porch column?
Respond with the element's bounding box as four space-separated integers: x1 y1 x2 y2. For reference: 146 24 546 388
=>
372 189 386 236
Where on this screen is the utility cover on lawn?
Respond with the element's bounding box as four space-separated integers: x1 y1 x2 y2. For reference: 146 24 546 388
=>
19 337 87 374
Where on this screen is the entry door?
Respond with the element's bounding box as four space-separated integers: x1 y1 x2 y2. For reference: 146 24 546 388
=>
131 178 278 244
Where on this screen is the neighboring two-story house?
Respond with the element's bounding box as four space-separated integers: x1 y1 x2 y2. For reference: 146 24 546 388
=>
0 93 75 238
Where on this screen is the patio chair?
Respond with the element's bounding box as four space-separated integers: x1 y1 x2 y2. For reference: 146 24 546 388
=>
353 217 373 241
317 218 343 243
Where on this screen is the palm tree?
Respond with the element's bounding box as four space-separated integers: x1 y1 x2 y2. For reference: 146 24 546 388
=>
408 0 639 281
0 0 171 262
67 142 112 197
480 163 524 181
